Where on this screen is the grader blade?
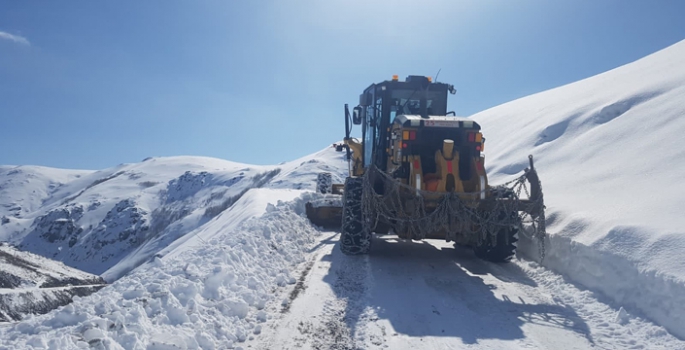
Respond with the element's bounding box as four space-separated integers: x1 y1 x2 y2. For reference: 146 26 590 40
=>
305 202 343 230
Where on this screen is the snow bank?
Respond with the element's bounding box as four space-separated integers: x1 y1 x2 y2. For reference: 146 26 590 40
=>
475 39 685 338
0 191 324 349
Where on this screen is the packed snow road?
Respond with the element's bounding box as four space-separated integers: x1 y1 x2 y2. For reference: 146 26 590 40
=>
251 233 685 350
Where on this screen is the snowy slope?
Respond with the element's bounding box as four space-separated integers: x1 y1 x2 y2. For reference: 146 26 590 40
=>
0 166 93 243
0 147 351 349
1 157 293 281
474 39 685 338
0 243 105 322
0 166 93 220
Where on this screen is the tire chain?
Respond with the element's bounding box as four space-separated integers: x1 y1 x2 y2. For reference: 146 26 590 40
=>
340 177 371 254
317 172 333 194
359 164 547 262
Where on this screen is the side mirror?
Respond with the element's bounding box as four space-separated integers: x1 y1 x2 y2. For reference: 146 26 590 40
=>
352 106 362 125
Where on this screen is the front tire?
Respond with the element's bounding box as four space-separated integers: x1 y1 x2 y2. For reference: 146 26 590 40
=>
340 177 371 255
316 172 333 194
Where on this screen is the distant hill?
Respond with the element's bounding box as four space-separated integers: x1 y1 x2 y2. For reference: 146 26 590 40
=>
0 242 105 322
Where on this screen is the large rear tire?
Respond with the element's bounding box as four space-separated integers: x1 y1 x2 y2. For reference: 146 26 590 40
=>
340 177 371 255
473 212 519 263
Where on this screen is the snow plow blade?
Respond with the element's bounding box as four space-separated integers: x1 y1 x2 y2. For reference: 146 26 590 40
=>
305 202 342 230
481 155 544 218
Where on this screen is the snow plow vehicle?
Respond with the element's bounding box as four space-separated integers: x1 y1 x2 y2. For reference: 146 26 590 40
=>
306 75 546 262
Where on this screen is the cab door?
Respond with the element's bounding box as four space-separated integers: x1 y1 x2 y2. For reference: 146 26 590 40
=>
362 89 376 168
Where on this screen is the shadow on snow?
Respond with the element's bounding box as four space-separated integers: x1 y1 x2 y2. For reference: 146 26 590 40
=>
321 236 592 346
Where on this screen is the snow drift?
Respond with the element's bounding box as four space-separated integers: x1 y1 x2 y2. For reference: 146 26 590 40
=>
0 197 320 349
474 39 685 338
0 148 347 349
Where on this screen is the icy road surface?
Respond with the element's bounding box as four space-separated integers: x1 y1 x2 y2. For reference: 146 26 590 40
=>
252 234 684 350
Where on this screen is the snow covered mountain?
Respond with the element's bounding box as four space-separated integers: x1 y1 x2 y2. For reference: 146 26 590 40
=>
1 40 685 349
0 158 291 281
0 242 105 322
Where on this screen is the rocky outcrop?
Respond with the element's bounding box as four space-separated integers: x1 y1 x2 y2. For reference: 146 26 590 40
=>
79 199 150 267
20 200 150 275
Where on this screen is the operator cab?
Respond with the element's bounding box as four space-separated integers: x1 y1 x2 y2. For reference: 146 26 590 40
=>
351 75 458 171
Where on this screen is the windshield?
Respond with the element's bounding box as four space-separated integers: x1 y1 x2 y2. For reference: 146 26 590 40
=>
390 89 446 115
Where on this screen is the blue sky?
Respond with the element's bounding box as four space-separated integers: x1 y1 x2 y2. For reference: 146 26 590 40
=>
1 0 684 170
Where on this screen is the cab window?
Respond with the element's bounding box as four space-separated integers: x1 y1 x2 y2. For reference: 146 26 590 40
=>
363 104 375 167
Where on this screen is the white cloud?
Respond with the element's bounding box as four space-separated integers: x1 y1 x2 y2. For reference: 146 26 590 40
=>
0 31 30 46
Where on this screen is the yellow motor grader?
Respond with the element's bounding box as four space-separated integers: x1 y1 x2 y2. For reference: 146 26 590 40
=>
306 75 545 262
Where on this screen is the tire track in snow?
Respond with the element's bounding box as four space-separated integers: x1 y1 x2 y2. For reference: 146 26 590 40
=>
253 233 376 350
282 259 315 313
315 249 372 349
255 229 685 350
290 244 373 350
